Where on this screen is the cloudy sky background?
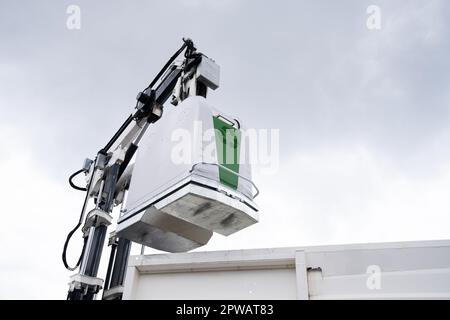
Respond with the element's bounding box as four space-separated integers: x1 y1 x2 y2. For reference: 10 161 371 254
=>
0 0 449 299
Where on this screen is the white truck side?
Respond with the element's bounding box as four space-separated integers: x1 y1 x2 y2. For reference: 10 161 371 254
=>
123 240 450 299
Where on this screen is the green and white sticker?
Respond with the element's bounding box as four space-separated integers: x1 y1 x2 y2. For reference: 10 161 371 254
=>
213 116 241 189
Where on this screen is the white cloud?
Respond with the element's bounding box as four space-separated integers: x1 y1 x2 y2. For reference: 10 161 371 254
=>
258 144 450 244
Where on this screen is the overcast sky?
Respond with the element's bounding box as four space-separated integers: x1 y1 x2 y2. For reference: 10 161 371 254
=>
0 0 449 299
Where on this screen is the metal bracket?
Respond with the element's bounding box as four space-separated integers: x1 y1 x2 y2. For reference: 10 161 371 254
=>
82 209 113 234
108 231 119 246
68 274 104 295
102 286 124 300
88 168 105 197
108 146 127 166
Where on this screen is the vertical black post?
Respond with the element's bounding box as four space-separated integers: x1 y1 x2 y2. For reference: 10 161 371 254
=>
103 238 131 300
110 238 131 288
104 240 118 292
83 225 107 277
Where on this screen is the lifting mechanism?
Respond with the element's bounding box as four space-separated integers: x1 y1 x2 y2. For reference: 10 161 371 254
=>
62 39 259 300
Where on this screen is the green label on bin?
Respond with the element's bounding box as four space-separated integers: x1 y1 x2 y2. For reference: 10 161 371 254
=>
213 116 241 189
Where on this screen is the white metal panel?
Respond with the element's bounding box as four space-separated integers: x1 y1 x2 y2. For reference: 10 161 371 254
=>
125 96 255 212
308 269 450 299
305 246 450 277
125 97 204 211
295 251 309 300
123 240 450 300
130 269 297 300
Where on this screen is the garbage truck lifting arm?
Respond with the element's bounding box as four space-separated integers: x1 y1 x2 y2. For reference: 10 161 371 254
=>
62 38 220 300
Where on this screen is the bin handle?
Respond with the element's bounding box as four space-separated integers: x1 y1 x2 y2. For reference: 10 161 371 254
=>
215 114 240 129
190 162 259 198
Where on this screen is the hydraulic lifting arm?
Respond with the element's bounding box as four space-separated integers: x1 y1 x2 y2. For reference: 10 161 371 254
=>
62 38 220 300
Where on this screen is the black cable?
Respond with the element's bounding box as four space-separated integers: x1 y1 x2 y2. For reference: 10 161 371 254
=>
62 232 87 271
69 169 87 191
62 38 197 271
102 114 134 153
143 39 191 92
62 206 87 270
62 166 95 271
109 39 194 151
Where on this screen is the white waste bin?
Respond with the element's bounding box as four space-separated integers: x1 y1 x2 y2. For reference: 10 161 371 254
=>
116 96 259 252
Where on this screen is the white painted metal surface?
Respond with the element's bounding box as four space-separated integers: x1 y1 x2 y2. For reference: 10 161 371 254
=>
117 96 259 252
125 96 255 209
123 240 450 300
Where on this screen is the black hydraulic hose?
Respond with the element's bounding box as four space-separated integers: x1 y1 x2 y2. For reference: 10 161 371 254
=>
143 39 189 92
69 169 87 191
102 114 134 154
62 167 95 271
62 207 88 271
102 38 194 154
117 143 138 180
